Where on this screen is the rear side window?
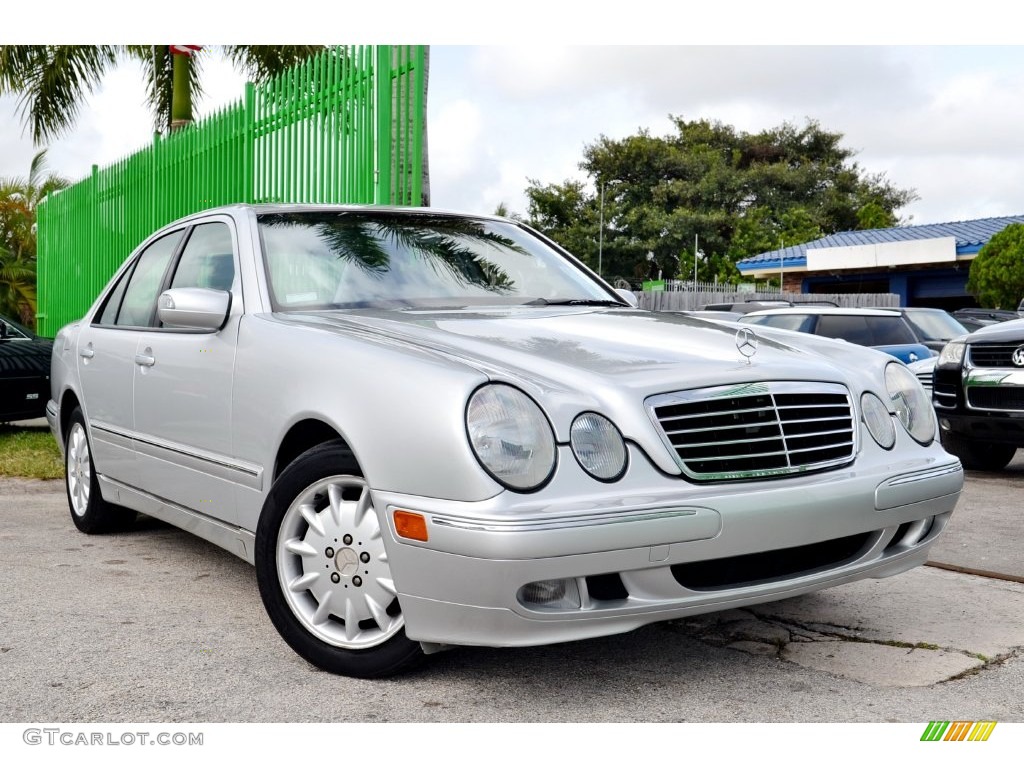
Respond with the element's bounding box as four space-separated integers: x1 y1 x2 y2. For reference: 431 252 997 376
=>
95 266 133 326
816 315 873 345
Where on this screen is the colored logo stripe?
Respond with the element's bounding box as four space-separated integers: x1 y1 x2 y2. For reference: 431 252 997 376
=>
921 721 996 741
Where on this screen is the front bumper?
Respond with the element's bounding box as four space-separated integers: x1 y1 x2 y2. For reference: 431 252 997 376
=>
934 363 1024 445
372 440 963 648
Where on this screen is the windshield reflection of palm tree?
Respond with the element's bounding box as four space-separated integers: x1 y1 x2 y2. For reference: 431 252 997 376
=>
267 213 520 294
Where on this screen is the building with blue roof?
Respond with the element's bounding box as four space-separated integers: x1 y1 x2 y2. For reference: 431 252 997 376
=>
736 215 1024 309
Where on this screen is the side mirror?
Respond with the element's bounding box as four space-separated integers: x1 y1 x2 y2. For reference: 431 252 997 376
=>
157 288 231 331
615 288 639 308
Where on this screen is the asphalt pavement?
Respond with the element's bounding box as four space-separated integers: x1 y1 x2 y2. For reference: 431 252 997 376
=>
0 458 1021 723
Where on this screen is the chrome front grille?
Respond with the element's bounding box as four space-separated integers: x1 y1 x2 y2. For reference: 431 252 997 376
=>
647 382 856 482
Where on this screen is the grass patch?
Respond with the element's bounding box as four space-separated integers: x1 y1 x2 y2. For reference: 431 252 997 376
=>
0 425 63 479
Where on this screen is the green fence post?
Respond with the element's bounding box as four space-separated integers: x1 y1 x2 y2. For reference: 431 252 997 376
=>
375 45 392 205
413 45 425 207
244 82 255 203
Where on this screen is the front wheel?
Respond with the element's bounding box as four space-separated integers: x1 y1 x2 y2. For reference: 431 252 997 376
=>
940 430 1017 471
255 441 424 678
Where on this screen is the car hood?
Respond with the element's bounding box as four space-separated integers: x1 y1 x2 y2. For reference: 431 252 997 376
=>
276 305 890 396
0 337 54 376
964 317 1024 343
872 343 934 364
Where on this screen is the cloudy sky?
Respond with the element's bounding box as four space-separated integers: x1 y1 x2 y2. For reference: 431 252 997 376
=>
3 8 1021 228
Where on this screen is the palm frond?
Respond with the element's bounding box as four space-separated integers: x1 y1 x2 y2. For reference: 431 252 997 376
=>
0 45 119 144
222 45 326 82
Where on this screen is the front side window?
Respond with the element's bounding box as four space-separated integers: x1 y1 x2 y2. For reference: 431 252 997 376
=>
257 211 615 311
170 223 236 292
114 230 184 327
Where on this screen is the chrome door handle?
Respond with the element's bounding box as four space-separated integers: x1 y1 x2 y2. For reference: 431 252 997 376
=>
79 346 95 359
135 352 156 367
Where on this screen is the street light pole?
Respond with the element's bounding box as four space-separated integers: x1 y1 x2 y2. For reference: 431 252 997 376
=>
598 182 604 277
779 239 785 293
693 234 698 286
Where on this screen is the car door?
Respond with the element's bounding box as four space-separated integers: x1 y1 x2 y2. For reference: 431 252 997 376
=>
130 218 244 525
75 229 185 483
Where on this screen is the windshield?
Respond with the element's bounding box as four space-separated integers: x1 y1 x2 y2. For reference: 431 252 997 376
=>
257 211 617 311
902 310 968 341
0 315 32 340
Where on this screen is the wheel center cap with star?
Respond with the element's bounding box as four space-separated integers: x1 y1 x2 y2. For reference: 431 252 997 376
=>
334 547 359 577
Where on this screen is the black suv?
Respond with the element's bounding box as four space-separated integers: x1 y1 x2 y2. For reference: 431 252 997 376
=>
932 318 1024 470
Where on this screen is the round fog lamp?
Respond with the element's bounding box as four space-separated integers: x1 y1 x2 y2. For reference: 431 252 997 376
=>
570 412 627 481
518 578 582 610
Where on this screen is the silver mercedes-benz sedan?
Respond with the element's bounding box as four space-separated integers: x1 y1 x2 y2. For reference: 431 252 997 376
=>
48 204 963 677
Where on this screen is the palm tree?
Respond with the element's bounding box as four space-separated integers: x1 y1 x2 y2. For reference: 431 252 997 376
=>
0 45 325 142
0 149 69 326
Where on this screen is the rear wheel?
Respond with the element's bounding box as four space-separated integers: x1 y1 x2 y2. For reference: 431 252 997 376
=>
255 441 424 678
65 407 136 534
940 431 1017 471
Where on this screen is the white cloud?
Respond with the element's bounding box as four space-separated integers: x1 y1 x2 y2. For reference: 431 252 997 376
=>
4 44 1024 230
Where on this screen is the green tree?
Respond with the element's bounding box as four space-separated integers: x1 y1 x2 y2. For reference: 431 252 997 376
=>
966 223 1024 309
0 45 324 141
0 149 69 326
524 116 916 285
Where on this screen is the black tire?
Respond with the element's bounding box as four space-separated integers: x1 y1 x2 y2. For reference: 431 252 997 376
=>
940 430 1017 471
255 440 424 678
64 407 137 534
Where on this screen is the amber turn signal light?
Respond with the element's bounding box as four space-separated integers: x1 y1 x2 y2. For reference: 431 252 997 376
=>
394 510 428 541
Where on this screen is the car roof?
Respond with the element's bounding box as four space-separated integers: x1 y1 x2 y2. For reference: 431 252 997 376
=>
182 202 507 223
744 307 901 317
867 306 942 313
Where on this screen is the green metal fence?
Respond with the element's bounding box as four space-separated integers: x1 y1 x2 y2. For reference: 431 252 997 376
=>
36 45 425 337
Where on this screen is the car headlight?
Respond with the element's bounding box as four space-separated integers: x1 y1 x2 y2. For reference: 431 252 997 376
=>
466 384 556 491
937 341 966 366
861 392 896 449
570 412 627 480
885 362 936 444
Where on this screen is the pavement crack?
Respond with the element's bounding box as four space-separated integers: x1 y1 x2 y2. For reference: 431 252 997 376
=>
737 610 988 662
938 647 1023 683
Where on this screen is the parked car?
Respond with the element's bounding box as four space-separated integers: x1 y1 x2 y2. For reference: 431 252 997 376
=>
933 318 1024 470
0 314 53 423
867 307 970 354
741 307 934 364
952 308 1018 333
49 204 963 678
700 299 837 313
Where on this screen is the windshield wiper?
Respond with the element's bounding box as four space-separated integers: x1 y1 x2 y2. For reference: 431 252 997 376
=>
522 298 626 307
